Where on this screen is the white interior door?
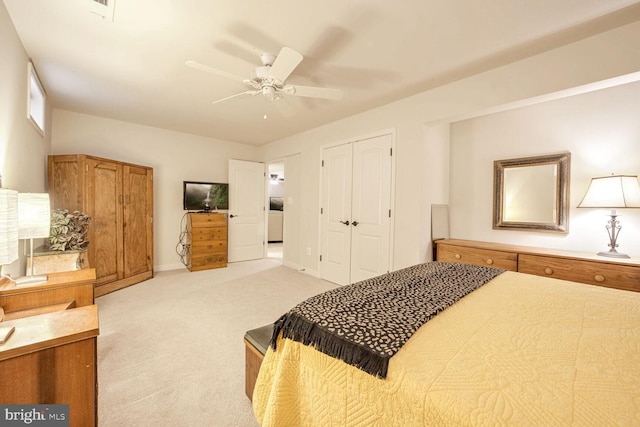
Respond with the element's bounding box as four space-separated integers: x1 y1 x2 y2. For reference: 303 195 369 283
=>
320 133 392 285
228 159 265 262
350 134 392 282
320 143 353 285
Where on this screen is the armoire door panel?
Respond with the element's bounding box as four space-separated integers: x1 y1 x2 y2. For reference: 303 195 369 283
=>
48 156 84 212
87 159 123 285
123 165 153 277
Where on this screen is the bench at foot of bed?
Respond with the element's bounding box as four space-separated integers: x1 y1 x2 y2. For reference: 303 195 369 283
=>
244 324 273 401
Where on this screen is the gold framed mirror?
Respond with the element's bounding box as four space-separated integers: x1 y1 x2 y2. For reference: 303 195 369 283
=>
493 152 570 232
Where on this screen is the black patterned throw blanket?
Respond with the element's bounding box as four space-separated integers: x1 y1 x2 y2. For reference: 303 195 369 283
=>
271 261 505 379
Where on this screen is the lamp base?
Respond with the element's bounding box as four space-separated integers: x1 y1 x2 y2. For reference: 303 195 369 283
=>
14 274 48 286
596 250 630 259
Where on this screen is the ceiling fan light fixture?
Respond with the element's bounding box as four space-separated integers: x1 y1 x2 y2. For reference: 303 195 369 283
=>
282 86 296 95
252 66 271 80
260 53 276 67
262 86 276 98
187 45 342 117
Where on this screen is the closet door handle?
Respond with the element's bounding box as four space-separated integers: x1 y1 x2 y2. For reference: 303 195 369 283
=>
340 220 350 226
352 221 359 226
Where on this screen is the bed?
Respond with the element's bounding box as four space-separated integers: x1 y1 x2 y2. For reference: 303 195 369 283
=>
252 260 640 426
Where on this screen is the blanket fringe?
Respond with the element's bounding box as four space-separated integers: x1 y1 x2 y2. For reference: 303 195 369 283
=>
271 312 389 378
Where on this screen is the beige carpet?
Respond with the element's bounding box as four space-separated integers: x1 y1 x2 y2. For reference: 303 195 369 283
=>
97 258 337 426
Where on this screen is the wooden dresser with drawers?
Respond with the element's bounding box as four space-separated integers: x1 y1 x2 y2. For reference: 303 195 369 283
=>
187 212 228 271
436 239 640 292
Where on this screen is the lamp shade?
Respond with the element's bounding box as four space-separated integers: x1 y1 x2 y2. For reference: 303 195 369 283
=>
578 175 640 208
0 188 19 265
18 193 51 239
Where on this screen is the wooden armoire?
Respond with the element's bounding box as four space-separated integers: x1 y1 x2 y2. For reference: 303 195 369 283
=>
48 154 153 296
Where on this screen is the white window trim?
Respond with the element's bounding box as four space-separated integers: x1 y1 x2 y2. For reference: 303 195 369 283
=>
27 61 46 136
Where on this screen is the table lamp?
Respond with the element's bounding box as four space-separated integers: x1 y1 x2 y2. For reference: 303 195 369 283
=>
0 188 19 274
0 188 18 342
578 174 640 258
15 193 51 285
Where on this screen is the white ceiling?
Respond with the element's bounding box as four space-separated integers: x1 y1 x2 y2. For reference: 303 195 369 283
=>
5 0 640 145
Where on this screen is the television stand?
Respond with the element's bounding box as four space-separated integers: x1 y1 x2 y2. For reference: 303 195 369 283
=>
186 212 228 271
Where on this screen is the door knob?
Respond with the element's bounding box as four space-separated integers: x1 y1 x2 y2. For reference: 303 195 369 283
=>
229 214 236 218
352 221 359 226
340 220 350 226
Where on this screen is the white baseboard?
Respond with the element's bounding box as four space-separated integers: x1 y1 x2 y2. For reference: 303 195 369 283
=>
155 263 187 272
157 260 320 277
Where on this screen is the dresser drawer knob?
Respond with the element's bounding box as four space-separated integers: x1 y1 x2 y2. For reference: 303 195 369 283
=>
454 254 461 260
594 274 605 282
486 259 494 265
544 267 553 275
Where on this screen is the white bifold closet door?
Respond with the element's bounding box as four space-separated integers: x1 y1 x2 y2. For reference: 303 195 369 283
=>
321 133 392 286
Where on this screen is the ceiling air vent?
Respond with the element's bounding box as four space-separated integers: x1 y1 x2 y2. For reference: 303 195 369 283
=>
89 0 116 21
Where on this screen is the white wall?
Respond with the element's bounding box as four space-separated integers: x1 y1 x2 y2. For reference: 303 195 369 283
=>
51 109 260 271
282 153 301 268
450 80 640 256
268 179 284 198
0 2 52 278
260 19 640 275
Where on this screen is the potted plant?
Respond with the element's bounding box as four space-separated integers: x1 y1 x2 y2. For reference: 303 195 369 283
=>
47 209 91 251
27 209 92 275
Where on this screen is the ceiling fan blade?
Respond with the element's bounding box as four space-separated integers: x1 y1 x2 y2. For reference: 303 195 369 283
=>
268 47 303 83
287 84 343 100
185 60 246 84
212 90 259 105
272 98 296 118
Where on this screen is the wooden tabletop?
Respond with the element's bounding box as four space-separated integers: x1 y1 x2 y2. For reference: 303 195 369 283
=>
0 268 96 294
0 304 99 361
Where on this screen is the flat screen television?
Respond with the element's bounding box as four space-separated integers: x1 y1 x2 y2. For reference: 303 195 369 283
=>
269 197 284 211
183 181 229 211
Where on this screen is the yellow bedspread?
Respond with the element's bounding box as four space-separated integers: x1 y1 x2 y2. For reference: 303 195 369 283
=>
253 271 640 426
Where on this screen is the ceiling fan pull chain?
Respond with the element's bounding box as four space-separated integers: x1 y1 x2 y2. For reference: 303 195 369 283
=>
263 95 268 120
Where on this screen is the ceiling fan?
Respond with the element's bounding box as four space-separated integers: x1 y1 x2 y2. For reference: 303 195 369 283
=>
186 47 343 117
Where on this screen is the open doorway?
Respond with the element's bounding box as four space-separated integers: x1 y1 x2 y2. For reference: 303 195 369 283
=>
267 162 284 261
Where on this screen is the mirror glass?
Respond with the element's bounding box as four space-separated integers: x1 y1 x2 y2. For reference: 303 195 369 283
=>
494 153 570 232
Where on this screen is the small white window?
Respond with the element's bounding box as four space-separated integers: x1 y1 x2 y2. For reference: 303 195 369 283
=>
27 61 46 135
